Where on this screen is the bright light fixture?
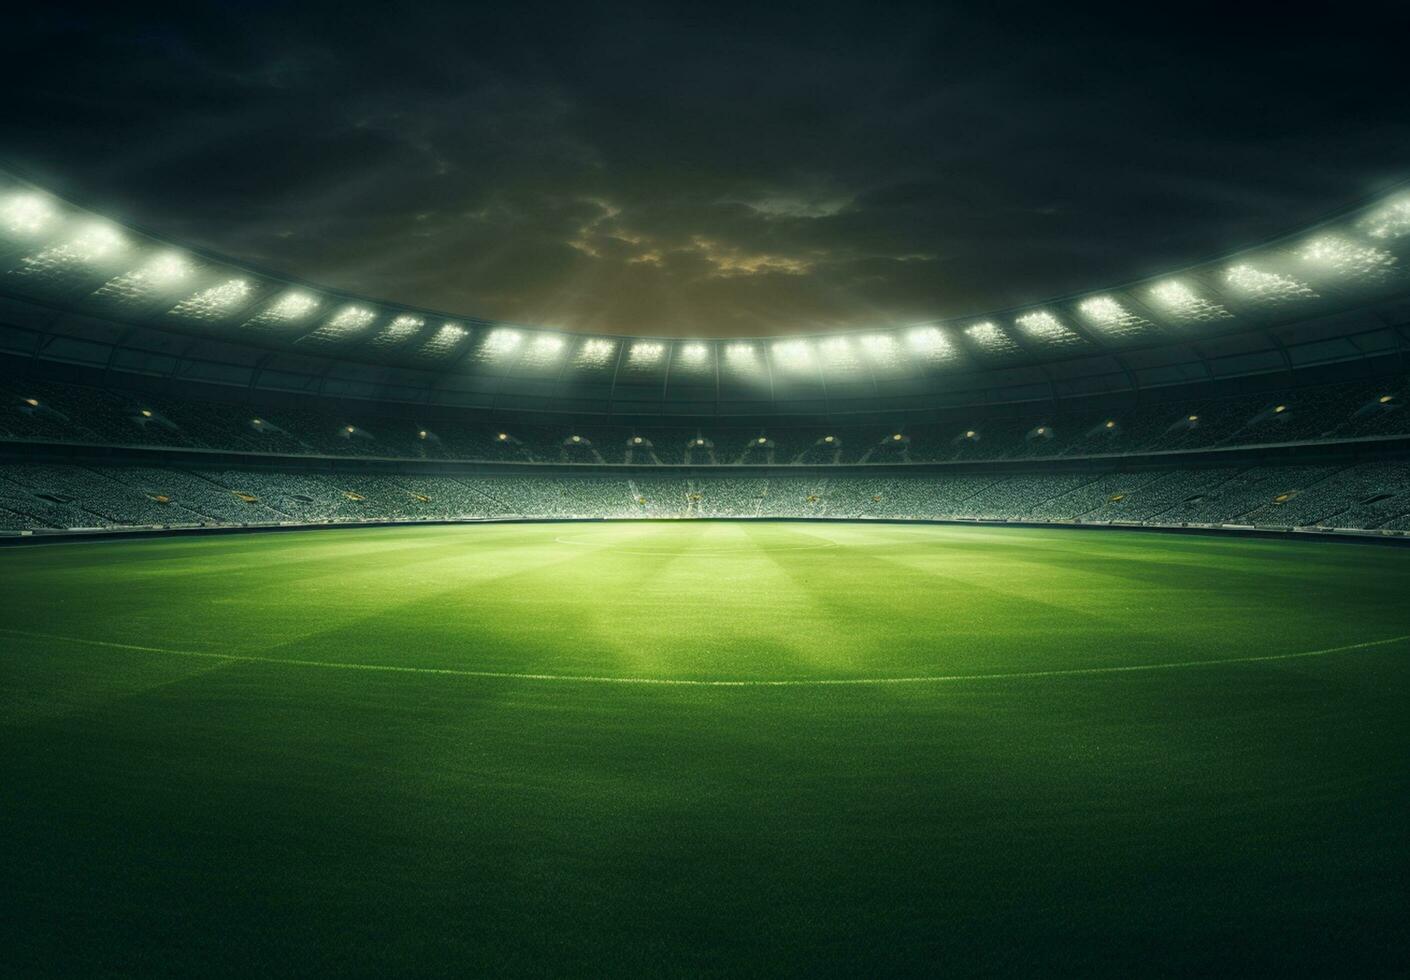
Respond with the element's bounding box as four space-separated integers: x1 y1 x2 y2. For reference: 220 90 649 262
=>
1148 279 1232 323
2 193 54 236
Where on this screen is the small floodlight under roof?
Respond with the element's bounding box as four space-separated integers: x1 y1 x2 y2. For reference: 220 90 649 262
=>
140 409 153 418
695 438 706 446
2 193 55 236
1360 196 1410 240
1188 414 1199 421
1298 235 1397 281
757 437 768 445
965 430 976 438
1078 295 1152 337
633 436 643 444
246 291 320 329
823 435 835 443
170 278 252 320
95 251 195 302
1105 420 1117 429
533 334 564 351
418 323 467 357
1148 279 1232 324
1379 394 1394 404
679 342 708 361
906 326 955 360
345 425 356 433
497 432 509 441
371 313 423 347
24 397 39 407
1015 309 1080 345
574 337 615 367
485 328 522 353
327 305 377 334
963 320 1015 354
571 435 582 443
1225 264 1316 302
771 339 812 369
892 433 903 441
418 430 428 438
22 222 126 275
1274 404 1287 413
628 341 664 363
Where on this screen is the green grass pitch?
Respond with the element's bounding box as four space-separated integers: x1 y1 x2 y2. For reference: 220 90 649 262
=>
2 521 1408 975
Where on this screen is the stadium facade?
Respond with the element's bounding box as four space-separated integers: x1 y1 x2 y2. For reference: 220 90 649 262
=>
3 171 1410 537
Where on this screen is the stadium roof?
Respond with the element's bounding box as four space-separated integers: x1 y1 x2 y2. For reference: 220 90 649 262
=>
3 170 1410 418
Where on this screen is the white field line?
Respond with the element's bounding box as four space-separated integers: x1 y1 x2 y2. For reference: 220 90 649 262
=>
1 628 1406 688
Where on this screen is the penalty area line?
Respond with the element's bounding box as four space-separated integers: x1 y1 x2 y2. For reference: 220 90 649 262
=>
0 628 1407 688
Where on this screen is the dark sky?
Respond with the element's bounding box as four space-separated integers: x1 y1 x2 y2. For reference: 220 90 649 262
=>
2 2 1407 337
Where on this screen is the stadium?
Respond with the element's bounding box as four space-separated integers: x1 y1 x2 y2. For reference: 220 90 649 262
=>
3 7 1409 976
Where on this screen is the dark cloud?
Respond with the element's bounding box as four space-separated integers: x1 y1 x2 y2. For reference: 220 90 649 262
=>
2 2 1407 336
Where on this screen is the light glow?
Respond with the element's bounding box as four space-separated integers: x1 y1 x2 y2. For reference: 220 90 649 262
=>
1225 264 1317 302
575 337 616 367
1299 235 1397 280
418 323 467 357
906 326 955 361
1360 196 1410 240
370 314 423 347
628 341 664 364
170 278 252 320
1148 279 1232 323
1015 310 1080 345
963 321 1016 354
2 194 55 236
1078 295 1152 336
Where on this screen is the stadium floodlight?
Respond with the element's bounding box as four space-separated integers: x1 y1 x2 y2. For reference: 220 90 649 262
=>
96 251 195 302
629 341 664 364
1274 404 1287 413
1298 235 1397 280
324 305 377 336
418 323 467 357
771 339 812 369
371 314 423 346
757 436 768 445
963 321 1015 353
23 222 127 273
345 425 356 433
964 430 976 438
1078 295 1152 336
1105 420 1117 429
418 430 428 439
694 438 706 446
632 436 643 444
140 409 153 417
2 193 55 236
1148 279 1232 323
571 435 582 443
247 291 320 328
1188 414 1199 421
575 337 616 367
1380 394 1394 404
485 328 522 354
497 432 509 441
906 326 955 360
823 435 835 443
170 278 252 320
1360 196 1410 240
1225 264 1317 302
678 342 709 361
1015 309 1079 344
533 334 564 352
892 433 903 441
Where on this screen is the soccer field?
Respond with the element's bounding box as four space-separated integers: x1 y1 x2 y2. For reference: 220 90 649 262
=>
2 521 1408 975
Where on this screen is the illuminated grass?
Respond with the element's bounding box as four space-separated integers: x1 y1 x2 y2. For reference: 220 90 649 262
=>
1 522 1408 975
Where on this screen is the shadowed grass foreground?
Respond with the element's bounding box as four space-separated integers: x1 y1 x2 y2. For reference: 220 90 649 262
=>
2 522 1408 975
